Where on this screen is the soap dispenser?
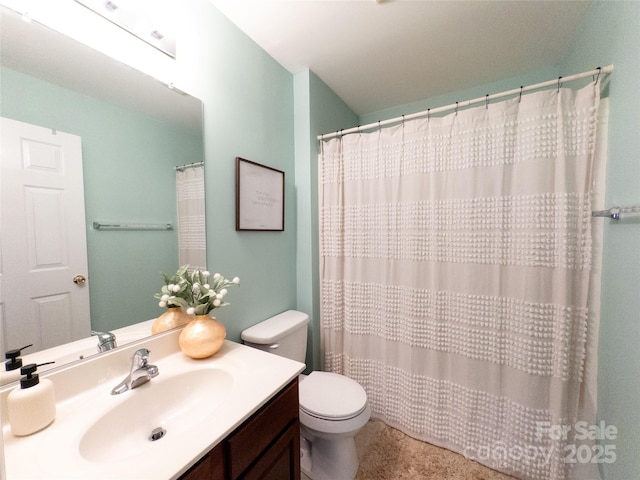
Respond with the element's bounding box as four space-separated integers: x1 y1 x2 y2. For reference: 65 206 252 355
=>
2 344 33 385
7 363 56 436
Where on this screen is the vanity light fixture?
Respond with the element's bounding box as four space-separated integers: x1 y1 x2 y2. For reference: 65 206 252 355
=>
74 0 177 58
104 1 118 12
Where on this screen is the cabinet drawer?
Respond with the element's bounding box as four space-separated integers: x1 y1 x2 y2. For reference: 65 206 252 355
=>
227 379 299 479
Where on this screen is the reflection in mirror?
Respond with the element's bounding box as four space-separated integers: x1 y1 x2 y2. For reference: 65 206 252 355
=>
0 5 205 374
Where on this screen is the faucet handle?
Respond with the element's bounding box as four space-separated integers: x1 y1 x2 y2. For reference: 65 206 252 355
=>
91 331 117 352
132 348 150 367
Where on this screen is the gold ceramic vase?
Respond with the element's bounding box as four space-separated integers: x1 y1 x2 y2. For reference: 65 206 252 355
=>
179 314 226 359
151 306 194 335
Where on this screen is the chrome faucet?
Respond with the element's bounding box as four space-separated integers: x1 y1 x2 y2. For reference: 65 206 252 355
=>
111 348 159 395
91 330 117 353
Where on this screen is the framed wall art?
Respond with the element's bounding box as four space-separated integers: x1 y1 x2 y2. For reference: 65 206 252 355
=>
235 157 285 231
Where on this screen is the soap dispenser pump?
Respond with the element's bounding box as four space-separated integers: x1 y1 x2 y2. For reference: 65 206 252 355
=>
2 344 33 385
7 362 56 436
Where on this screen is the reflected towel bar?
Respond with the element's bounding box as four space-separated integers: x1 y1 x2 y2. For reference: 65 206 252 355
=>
592 205 640 220
93 222 173 231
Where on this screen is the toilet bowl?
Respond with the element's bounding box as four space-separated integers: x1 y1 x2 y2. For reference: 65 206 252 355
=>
299 371 371 480
241 310 370 480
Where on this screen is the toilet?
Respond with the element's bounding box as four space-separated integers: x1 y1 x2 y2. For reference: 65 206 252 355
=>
241 310 371 480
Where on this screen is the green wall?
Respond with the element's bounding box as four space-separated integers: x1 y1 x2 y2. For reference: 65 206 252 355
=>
0 66 203 333
172 0 297 342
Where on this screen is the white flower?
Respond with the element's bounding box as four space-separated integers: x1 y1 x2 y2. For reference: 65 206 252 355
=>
157 266 239 316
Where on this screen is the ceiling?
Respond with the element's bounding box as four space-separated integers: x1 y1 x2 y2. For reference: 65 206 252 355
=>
210 0 592 116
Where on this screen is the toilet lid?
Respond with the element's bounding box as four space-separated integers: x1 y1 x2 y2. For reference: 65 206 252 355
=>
299 371 367 419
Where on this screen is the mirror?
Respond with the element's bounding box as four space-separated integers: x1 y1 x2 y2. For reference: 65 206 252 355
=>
0 6 204 373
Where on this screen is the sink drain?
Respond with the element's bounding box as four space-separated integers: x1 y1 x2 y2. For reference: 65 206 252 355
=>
149 427 167 441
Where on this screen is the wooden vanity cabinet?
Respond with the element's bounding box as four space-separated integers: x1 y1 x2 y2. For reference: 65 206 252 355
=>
179 378 300 480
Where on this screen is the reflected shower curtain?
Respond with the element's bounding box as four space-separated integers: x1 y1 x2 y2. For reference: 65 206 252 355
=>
176 165 206 269
319 84 606 480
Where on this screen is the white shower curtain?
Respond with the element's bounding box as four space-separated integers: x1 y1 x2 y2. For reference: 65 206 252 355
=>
176 165 206 269
319 83 606 480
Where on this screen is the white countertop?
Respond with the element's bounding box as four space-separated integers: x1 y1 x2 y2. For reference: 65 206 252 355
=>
1 328 305 479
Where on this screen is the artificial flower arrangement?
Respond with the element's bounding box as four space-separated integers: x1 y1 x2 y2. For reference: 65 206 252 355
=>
155 265 240 316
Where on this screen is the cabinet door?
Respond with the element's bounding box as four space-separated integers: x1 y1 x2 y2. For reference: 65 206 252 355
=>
227 380 299 479
179 442 225 480
241 420 300 480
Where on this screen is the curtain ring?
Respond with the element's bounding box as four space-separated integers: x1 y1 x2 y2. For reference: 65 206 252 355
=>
427 108 431 122
557 76 563 92
519 86 524 103
485 94 489 110
455 102 459 115
593 66 602 85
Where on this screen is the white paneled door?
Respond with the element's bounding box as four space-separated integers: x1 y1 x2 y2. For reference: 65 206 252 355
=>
1 117 90 356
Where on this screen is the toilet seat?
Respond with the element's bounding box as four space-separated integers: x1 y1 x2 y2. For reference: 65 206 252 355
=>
299 371 368 420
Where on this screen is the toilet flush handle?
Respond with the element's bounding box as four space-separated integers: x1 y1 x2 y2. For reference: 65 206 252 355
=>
269 343 279 349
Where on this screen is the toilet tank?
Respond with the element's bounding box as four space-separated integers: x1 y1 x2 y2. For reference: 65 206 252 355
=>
241 310 309 363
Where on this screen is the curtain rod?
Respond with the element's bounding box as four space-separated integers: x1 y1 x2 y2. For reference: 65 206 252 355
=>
175 161 204 172
318 65 614 141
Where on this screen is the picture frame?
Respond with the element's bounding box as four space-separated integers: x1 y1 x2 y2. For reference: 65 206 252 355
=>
235 157 285 231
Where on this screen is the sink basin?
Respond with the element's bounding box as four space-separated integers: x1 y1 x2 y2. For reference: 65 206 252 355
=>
79 369 233 463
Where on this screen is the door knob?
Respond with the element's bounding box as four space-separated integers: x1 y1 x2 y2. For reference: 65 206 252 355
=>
73 274 86 285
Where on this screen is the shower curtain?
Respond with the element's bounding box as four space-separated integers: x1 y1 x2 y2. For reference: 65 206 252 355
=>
176 165 206 269
319 83 606 480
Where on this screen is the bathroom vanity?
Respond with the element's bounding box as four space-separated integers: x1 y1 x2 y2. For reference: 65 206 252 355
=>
180 379 300 479
1 327 305 479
